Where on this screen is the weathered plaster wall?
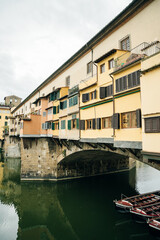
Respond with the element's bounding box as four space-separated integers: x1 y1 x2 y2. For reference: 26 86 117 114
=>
4 136 21 158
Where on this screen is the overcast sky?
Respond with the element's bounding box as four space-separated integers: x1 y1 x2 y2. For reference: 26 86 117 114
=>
0 0 132 102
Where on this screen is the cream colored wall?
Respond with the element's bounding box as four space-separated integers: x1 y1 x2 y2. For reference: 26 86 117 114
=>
141 52 160 153
67 114 79 140
93 0 160 61
59 116 68 139
141 53 160 116
80 101 113 139
13 0 160 124
80 84 98 108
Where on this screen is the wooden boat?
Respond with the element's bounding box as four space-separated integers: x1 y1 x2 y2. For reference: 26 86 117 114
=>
114 190 160 212
148 217 160 234
130 202 160 221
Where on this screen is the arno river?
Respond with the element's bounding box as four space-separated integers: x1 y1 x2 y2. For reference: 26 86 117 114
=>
0 156 160 240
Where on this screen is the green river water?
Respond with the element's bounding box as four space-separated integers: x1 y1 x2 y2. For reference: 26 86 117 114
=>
0 156 160 240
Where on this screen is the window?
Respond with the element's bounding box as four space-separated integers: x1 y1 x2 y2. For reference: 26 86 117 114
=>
100 85 113 99
39 100 41 106
87 61 92 74
52 122 59 130
86 119 92 129
145 117 160 133
0 116 1 119
5 116 8 119
115 70 140 93
128 71 140 89
68 119 79 130
15 99 17 103
102 117 112 129
10 99 12 103
72 119 76 129
61 120 66 129
69 95 78 107
100 63 105 73
66 76 70 87
121 36 130 50
43 112 46 117
108 58 114 69
48 109 52 115
60 100 67 110
116 76 127 93
121 111 137 128
5 122 8 126
49 91 60 102
90 90 96 100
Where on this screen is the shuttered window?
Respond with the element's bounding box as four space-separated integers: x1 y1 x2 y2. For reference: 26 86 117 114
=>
97 118 101 129
76 119 79 129
61 120 66 129
116 70 140 93
68 120 71 130
69 95 78 107
116 76 127 93
100 85 113 99
136 109 141 128
52 122 55 130
53 106 57 114
112 113 120 129
82 93 90 103
80 120 85 130
92 119 96 129
128 70 140 89
60 100 67 110
145 117 160 133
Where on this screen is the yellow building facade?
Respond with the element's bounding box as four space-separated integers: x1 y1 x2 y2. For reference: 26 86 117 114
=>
0 105 11 140
8 0 160 162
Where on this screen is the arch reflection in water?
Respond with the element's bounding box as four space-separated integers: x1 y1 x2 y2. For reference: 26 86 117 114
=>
0 158 160 240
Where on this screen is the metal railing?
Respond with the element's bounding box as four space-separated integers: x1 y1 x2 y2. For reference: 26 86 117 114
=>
114 42 148 71
68 85 79 96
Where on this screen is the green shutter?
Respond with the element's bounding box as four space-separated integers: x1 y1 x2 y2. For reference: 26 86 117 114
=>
76 119 79 129
53 106 56 114
68 120 71 130
52 122 55 130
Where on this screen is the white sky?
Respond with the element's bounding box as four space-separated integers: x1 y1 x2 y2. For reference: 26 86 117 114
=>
0 0 132 101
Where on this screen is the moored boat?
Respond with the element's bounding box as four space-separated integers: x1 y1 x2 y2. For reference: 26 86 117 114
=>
130 202 160 221
114 190 160 212
148 217 160 236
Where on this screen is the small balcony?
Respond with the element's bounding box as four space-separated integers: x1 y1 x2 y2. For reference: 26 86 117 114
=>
79 75 97 90
68 85 79 96
113 42 160 72
114 42 148 71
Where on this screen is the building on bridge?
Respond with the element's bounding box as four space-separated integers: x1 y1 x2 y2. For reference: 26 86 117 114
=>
6 0 160 180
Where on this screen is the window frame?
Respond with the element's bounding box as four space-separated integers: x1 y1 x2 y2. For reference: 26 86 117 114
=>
145 117 160 133
87 61 92 74
120 36 130 51
108 58 114 70
121 111 137 129
102 117 112 129
100 63 105 74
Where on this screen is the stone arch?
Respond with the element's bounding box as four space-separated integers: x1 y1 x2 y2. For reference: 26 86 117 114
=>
57 149 129 180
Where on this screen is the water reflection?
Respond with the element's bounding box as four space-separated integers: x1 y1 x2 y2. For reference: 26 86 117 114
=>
0 159 159 240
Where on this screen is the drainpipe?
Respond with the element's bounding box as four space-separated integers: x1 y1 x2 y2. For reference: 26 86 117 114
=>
91 49 93 77
109 73 115 137
78 91 81 141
